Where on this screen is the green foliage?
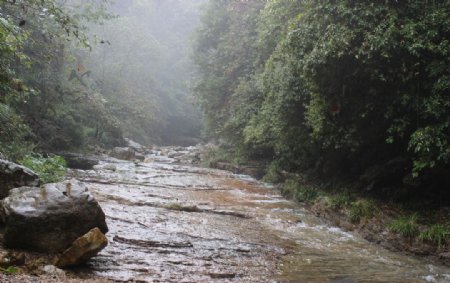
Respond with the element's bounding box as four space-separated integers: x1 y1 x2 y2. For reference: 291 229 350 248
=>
0 0 127 153
419 224 450 247
0 103 33 160
193 0 450 198
328 191 353 210
200 146 233 167
295 186 320 204
409 126 450 177
0 266 19 275
282 179 319 204
263 161 284 183
389 214 420 238
193 0 265 142
349 199 376 223
281 179 299 199
19 155 67 184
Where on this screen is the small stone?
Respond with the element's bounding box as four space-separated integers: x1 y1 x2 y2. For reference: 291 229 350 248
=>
56 227 108 268
41 265 66 277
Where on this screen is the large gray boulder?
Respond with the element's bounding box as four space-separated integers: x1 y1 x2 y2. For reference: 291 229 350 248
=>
0 159 40 199
0 179 108 253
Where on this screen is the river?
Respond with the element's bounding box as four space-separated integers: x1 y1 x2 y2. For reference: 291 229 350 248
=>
68 148 450 283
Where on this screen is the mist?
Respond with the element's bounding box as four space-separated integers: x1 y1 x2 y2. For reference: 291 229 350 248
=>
1 0 449 281
71 0 205 146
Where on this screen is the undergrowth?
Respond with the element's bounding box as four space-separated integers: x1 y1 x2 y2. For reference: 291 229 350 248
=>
200 146 243 167
282 179 320 203
262 161 284 183
349 199 376 223
19 154 67 184
388 214 420 238
328 190 353 209
0 266 19 275
419 224 450 247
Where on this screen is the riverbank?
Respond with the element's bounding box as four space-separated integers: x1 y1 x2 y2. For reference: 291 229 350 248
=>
206 156 450 267
302 183 450 266
309 196 450 265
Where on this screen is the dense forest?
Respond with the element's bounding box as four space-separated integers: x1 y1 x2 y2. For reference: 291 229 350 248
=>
1 0 449 227
193 0 450 204
0 0 202 162
0 0 449 280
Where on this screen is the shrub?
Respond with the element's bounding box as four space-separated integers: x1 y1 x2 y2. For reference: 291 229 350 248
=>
201 146 232 167
328 190 353 209
349 199 376 223
281 179 297 198
295 186 320 203
419 224 450 247
388 214 420 238
263 161 283 183
282 179 319 203
19 154 67 184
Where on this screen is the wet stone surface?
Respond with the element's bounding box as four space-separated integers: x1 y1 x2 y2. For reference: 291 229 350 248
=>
68 149 450 283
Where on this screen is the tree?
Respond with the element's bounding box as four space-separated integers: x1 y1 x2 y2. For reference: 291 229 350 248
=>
193 0 450 195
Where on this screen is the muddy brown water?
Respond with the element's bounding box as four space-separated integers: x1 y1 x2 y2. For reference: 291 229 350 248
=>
68 152 450 283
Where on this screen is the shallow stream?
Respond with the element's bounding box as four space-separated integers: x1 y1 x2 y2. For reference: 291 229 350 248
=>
69 150 450 282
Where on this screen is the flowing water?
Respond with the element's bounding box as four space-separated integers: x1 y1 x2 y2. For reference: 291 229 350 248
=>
69 149 450 283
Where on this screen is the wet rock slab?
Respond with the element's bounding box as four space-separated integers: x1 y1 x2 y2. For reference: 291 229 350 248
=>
0 179 108 253
67 147 450 282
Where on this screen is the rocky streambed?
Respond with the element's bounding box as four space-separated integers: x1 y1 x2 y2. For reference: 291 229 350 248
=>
1 146 450 282
66 147 449 282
